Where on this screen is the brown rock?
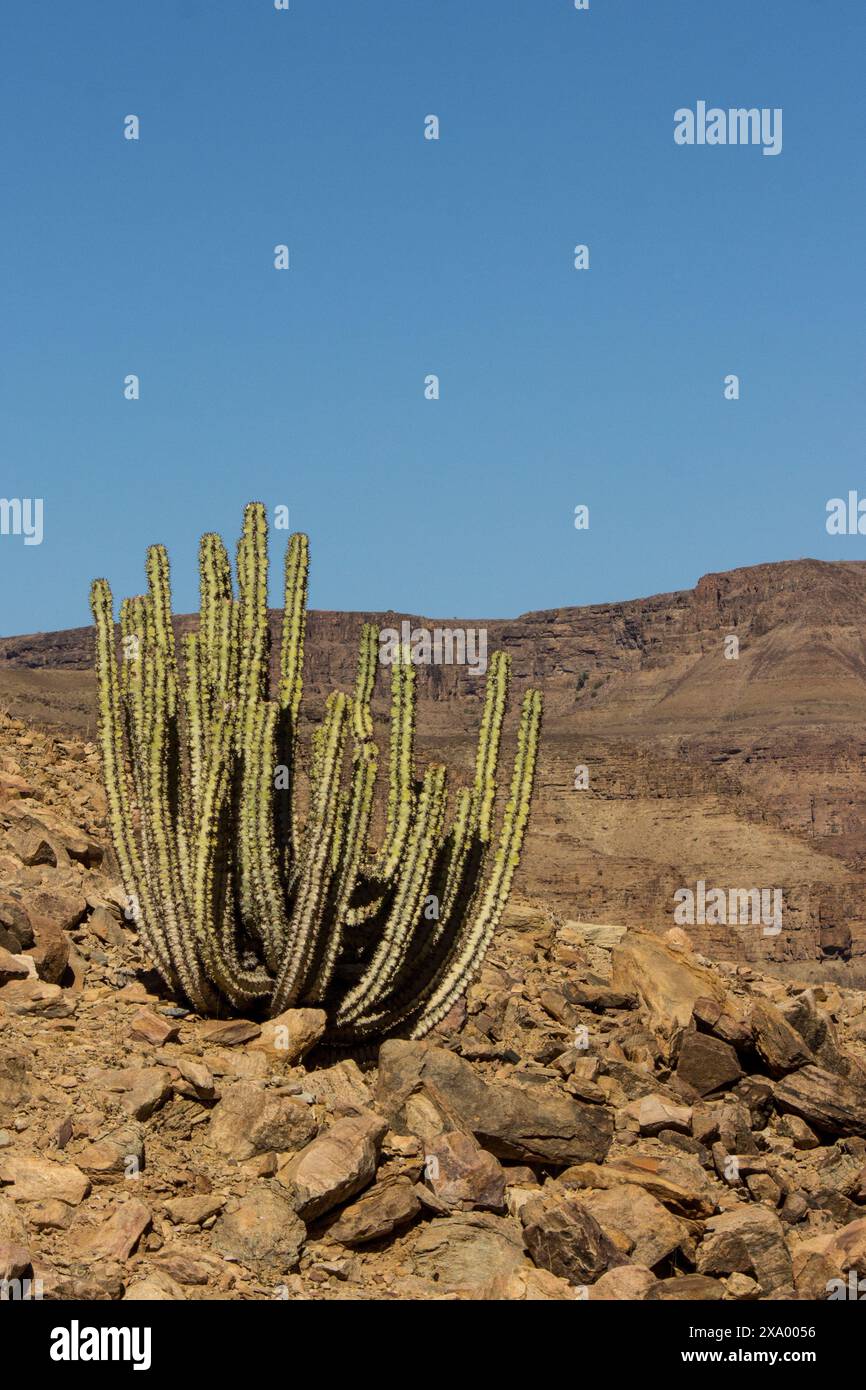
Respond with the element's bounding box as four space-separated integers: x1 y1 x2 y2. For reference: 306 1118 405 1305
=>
411 1212 526 1294
172 1057 216 1100
377 1040 613 1167
485 1265 579 1300
277 1110 387 1219
0 979 73 1017
208 1082 317 1161
774 1065 866 1139
129 1010 180 1046
325 1175 421 1246
201 1019 261 1046
521 1188 627 1286
676 1031 742 1096
591 1265 658 1300
212 1186 305 1270
750 998 813 1078
696 1207 793 1295
577 1182 688 1268
0 1151 90 1206
77 1122 145 1177
249 1008 326 1064
69 1199 151 1262
163 1194 226 1226
621 1093 692 1136
646 1274 726 1301
304 1059 374 1116
424 1129 507 1211
0 1242 32 1281
0 947 32 985
611 931 728 1038
561 1151 717 1218
0 1052 29 1122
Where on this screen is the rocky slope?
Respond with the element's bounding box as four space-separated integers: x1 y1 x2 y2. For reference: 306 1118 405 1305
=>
2 711 866 1302
3 557 866 975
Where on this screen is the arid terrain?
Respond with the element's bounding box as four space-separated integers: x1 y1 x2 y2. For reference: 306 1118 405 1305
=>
3 557 866 976
2 556 866 1302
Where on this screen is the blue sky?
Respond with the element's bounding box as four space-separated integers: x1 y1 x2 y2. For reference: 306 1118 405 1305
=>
1 0 864 635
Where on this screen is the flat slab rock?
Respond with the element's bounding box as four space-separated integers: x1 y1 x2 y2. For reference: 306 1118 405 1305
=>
774 1065 866 1139
410 1212 526 1295
277 1110 388 1220
324 1175 421 1247
377 1040 613 1167
0 1151 91 1206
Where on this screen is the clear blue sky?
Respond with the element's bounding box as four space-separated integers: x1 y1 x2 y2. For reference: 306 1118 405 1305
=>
1 0 864 635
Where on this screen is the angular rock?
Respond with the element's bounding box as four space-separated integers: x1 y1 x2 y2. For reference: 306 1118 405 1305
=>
577 1182 687 1268
696 1207 793 1295
129 1010 180 1046
69 1199 151 1262
0 1151 90 1206
77 1122 144 1177
208 1082 317 1161
611 931 728 1036
646 1274 726 1301
212 1186 305 1270
591 1265 657 1300
774 1065 866 1139
200 1019 261 1047
378 1040 612 1167
0 1242 32 1281
277 1110 387 1220
676 1032 742 1096
172 1057 216 1101
304 1059 374 1116
521 1188 627 1286
621 1094 692 1136
325 1175 421 1246
561 1151 716 1218
0 979 73 1017
0 1052 29 1123
411 1212 526 1294
424 1129 507 1211
0 947 31 986
163 1194 226 1226
750 998 813 1078
484 1265 579 1300
249 1008 326 1064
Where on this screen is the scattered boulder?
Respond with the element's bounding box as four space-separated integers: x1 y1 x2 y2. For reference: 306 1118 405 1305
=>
249 1008 326 1064
696 1207 793 1295
676 1032 742 1096
411 1212 526 1295
423 1129 507 1211
69 1199 151 1262
325 1175 421 1246
749 998 813 1078
208 1082 317 1161
774 1065 866 1139
212 1186 306 1271
277 1110 388 1220
521 1187 627 1286
0 1152 90 1206
378 1040 613 1166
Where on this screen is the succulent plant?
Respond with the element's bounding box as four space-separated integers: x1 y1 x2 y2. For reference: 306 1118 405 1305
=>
90 503 541 1043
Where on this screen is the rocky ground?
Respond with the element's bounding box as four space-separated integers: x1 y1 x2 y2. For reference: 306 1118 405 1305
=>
2 707 866 1302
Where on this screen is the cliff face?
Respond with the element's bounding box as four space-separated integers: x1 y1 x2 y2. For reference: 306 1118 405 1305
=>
3 557 866 975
